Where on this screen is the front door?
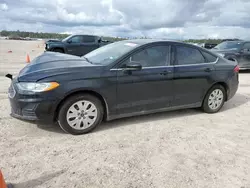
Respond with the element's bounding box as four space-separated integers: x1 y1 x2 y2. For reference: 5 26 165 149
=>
115 44 174 115
65 35 83 56
172 44 216 107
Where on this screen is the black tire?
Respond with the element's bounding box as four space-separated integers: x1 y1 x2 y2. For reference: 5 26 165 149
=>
58 94 104 135
53 48 64 53
202 84 226 113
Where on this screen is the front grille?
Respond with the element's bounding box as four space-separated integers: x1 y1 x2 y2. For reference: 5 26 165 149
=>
8 83 16 99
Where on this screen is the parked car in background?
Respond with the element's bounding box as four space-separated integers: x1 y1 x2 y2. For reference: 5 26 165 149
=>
7 39 239 135
211 40 250 70
45 34 112 56
200 43 218 49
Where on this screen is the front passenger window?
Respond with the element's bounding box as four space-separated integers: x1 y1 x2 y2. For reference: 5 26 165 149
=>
128 45 170 67
70 36 82 43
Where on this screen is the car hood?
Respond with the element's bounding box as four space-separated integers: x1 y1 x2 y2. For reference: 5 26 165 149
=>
46 39 62 44
18 52 102 82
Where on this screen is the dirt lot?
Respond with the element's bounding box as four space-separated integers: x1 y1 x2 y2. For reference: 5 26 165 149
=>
0 39 250 188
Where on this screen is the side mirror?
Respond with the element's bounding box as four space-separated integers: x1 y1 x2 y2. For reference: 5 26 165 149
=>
124 62 142 71
67 40 72 44
5 74 13 80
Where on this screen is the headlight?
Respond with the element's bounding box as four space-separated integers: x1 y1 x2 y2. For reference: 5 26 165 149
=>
16 82 59 92
217 53 225 57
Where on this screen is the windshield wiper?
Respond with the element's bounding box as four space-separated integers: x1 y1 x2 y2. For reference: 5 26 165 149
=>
82 56 93 64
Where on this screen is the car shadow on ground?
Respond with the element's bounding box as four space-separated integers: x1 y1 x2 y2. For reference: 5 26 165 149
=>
221 93 249 112
97 93 250 132
35 93 249 134
12 170 65 188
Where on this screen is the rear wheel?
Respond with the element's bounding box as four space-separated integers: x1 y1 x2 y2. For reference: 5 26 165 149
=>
53 48 64 53
202 85 226 113
58 94 104 135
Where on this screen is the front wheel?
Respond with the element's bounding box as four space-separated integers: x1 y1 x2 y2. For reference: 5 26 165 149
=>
58 94 104 135
202 85 226 113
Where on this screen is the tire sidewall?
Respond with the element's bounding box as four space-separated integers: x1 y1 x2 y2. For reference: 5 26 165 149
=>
58 94 103 135
203 85 226 113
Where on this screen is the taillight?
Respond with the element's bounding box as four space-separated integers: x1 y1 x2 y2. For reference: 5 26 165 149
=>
234 65 240 73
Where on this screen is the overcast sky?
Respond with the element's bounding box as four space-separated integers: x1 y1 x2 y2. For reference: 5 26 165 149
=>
0 0 249 39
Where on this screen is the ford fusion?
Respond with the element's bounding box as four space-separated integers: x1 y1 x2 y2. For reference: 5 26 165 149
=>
7 39 239 135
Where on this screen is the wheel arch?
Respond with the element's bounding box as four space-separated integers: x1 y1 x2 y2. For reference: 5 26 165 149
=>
51 47 65 53
54 90 109 121
203 82 229 103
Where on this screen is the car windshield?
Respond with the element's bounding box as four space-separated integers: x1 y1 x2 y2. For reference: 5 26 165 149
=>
83 41 140 65
213 41 243 50
62 35 73 42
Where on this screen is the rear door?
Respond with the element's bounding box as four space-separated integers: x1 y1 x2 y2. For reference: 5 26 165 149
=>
115 44 174 115
80 36 99 56
172 44 217 107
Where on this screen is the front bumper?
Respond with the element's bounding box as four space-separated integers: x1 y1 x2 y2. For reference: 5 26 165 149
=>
8 82 58 122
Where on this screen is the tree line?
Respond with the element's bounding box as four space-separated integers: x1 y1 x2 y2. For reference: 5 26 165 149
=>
0 30 128 42
0 30 239 44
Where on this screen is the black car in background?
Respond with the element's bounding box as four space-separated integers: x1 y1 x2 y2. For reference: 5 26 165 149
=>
8 39 239 135
45 34 111 56
211 40 250 70
200 43 217 49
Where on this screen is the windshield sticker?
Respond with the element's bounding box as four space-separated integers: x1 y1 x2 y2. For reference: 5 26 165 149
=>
124 43 138 47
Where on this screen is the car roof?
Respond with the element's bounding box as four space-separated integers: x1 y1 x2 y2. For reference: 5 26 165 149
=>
71 34 99 38
221 40 248 43
118 39 186 45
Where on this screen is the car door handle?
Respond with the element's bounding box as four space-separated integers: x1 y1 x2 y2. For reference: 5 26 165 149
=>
160 70 171 75
204 68 212 72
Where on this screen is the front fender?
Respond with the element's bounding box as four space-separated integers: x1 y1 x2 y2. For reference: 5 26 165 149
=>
48 43 66 51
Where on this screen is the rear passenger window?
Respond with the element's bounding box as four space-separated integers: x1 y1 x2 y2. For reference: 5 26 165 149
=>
176 46 205 65
83 36 96 43
201 51 217 62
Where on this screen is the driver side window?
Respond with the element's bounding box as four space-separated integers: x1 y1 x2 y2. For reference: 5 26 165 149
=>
70 36 83 43
125 45 170 67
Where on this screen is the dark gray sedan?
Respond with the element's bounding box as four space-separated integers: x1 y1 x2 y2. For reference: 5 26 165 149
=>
7 39 239 135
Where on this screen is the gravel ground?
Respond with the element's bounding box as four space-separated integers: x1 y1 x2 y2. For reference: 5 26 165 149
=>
0 40 250 188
